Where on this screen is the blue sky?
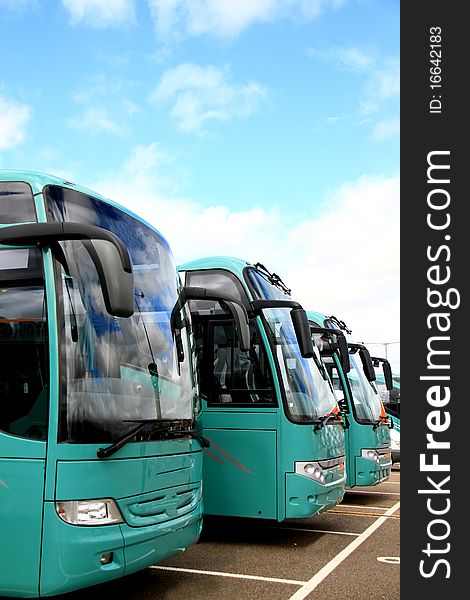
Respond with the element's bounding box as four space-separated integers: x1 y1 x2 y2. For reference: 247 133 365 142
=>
0 0 400 369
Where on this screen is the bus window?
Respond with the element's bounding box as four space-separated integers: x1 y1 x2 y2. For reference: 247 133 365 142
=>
56 240 196 444
324 358 348 412
0 248 48 440
0 181 37 223
207 321 274 405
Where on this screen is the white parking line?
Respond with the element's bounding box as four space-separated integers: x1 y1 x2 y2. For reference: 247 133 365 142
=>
346 490 400 496
276 527 359 537
150 566 307 586
339 504 389 510
287 501 401 600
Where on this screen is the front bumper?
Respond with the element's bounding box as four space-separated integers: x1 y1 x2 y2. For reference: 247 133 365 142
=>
355 449 392 486
39 498 203 596
285 458 346 519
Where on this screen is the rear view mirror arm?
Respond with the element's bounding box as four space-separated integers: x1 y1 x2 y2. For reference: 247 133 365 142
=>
251 299 313 359
0 221 134 318
348 343 375 382
0 221 132 273
371 356 393 389
310 326 351 373
171 286 251 359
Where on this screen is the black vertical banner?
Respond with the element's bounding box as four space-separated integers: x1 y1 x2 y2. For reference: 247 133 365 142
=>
401 3 466 596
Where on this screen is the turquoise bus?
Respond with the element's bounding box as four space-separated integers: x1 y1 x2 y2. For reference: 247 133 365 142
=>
374 366 400 416
0 171 250 597
307 312 392 487
373 364 400 463
178 258 346 521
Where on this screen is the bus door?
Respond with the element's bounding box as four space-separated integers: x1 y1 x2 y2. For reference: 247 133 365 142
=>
0 247 49 596
321 355 355 482
198 318 278 519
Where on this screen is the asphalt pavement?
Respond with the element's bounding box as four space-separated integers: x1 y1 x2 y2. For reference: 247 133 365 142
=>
43 465 400 600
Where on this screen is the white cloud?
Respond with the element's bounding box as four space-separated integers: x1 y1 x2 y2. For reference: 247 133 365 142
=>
67 107 124 135
95 51 132 67
73 74 131 105
69 75 140 134
308 46 399 117
0 96 32 150
371 117 400 141
285 176 400 346
149 63 267 132
361 60 399 114
307 45 374 72
124 142 175 176
147 0 345 41
62 0 136 28
87 144 400 369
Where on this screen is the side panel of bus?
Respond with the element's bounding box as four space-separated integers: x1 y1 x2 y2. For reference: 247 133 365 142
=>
0 437 45 597
202 410 278 519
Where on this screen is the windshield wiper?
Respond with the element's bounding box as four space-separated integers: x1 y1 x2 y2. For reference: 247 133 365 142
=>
253 263 291 295
97 418 187 459
134 291 164 413
311 352 329 381
327 315 352 335
312 412 341 432
372 415 390 430
164 428 211 448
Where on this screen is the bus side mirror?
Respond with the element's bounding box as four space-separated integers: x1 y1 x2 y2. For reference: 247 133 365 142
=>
251 299 313 358
309 323 350 372
0 222 134 318
290 308 314 358
171 286 251 354
359 347 375 382
337 333 351 373
81 239 134 317
371 356 393 390
383 360 393 389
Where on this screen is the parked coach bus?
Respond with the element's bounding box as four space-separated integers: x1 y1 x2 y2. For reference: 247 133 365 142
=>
178 258 346 522
307 312 392 487
373 363 400 463
374 367 400 416
0 171 250 597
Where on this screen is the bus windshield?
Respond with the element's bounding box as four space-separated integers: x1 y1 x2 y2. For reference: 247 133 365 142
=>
46 186 197 444
246 267 337 421
347 351 382 422
0 248 49 440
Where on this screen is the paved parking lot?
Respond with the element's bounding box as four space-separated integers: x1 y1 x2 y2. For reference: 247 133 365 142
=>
51 466 400 600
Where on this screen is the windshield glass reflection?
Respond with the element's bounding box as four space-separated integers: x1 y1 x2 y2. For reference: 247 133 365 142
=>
246 267 337 422
46 187 197 443
346 352 382 422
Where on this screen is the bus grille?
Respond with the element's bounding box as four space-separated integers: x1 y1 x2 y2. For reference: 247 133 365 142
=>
121 483 201 527
317 424 344 452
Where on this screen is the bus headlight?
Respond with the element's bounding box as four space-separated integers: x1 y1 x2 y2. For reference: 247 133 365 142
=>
55 499 123 526
295 461 325 484
361 449 381 464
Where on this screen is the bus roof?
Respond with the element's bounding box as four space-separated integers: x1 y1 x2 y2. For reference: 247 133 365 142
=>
0 169 168 248
306 310 328 326
178 256 251 279
1 169 105 198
